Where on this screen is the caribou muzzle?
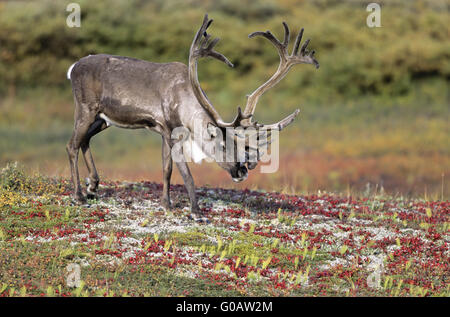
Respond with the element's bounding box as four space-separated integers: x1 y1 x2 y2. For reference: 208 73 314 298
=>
231 164 248 183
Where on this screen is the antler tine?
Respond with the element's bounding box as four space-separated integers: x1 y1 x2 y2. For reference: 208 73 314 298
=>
300 38 310 55
259 109 300 131
282 22 290 48
292 28 304 56
248 21 291 62
192 14 211 46
248 30 282 48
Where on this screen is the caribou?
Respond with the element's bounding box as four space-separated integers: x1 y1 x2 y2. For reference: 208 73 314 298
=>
66 14 319 215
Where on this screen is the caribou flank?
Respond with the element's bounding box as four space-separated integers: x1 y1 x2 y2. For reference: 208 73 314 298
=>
66 14 319 214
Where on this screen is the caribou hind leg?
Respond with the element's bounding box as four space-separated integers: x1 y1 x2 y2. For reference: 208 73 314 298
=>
66 96 103 203
81 118 109 199
67 124 94 203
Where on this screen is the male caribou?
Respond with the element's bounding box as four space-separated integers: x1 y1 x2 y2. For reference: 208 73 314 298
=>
66 14 319 215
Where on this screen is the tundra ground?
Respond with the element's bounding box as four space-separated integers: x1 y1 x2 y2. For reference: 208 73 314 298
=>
0 164 448 297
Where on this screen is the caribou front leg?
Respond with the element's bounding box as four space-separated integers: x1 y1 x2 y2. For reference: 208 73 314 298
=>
161 136 173 209
175 161 200 214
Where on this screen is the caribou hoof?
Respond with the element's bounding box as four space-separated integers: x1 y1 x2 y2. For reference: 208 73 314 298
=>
161 198 172 210
73 193 87 205
86 192 97 200
188 210 209 223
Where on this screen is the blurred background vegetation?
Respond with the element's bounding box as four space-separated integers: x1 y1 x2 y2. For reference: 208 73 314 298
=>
0 0 448 198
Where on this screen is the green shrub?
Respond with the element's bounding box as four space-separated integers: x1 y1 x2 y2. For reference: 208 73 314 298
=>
0 162 29 191
0 0 448 100
0 162 66 196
